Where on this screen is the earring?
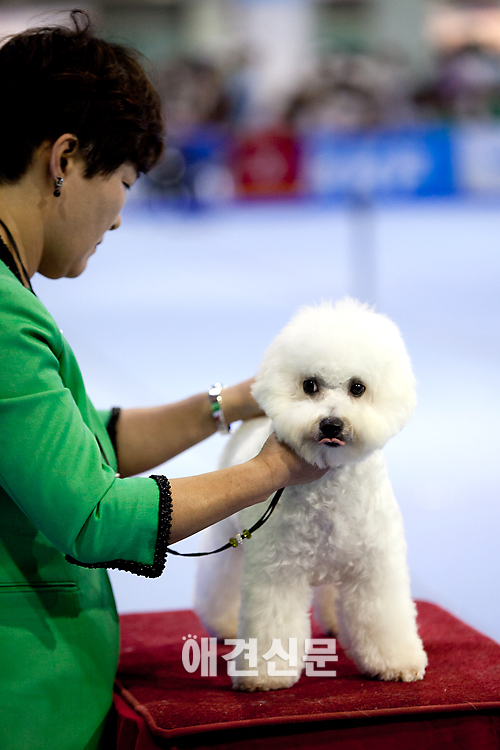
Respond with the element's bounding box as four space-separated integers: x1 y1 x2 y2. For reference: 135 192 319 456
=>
54 177 63 197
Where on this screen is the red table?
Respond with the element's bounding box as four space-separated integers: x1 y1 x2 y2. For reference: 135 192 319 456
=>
114 602 500 749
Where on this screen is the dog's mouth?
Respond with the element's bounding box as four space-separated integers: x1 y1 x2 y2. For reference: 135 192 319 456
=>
318 437 345 447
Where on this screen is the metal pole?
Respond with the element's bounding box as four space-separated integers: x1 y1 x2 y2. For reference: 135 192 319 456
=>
349 192 376 306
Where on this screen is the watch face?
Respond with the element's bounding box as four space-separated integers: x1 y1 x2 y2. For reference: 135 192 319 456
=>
209 383 224 400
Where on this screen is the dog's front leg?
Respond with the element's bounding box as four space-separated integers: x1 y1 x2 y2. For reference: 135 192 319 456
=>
336 557 427 682
231 565 312 692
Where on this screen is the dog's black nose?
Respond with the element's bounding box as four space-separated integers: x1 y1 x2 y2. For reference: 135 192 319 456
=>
319 417 344 439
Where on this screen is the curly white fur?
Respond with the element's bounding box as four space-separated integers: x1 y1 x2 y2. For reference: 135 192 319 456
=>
195 299 427 691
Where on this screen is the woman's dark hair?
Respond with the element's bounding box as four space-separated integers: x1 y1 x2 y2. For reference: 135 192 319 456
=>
0 9 164 183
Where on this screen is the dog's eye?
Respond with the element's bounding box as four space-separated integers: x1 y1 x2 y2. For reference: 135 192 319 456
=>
303 378 319 395
350 382 366 398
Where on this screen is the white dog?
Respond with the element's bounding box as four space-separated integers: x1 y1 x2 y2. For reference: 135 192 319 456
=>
195 299 427 691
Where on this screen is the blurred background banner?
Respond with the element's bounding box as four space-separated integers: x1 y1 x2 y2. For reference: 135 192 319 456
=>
126 122 500 204
1 1 500 644
303 126 455 198
454 123 500 193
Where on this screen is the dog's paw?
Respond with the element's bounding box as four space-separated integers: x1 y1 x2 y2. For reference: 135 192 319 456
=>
232 672 300 692
353 637 428 683
376 646 428 682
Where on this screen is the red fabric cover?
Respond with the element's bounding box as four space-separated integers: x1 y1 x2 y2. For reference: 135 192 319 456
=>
114 602 500 746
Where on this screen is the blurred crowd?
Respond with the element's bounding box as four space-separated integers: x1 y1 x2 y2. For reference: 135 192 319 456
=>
156 44 500 135
418 44 500 121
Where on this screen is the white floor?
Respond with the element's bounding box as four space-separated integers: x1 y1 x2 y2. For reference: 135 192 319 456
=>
34 197 500 643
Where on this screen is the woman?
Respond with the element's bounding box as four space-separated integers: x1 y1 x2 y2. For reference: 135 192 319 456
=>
0 11 325 750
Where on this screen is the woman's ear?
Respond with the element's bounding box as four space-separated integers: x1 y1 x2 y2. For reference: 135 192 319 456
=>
48 133 80 180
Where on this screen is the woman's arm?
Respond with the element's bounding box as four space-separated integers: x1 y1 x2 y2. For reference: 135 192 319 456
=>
0 291 325 574
116 379 263 477
167 433 326 544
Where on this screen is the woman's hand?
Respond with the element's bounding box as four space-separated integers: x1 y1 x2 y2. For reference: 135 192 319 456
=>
256 433 328 489
167 435 327 545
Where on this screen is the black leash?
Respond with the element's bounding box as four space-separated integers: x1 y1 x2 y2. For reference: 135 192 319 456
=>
166 487 285 557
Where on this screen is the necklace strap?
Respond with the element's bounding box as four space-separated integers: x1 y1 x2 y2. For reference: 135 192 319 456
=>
0 236 23 284
0 218 35 294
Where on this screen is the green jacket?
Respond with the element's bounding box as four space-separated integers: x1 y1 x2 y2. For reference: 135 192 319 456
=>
0 261 171 749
